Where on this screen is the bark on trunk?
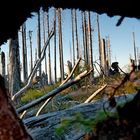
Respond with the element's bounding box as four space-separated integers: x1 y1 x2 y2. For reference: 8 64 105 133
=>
58 8 64 82
74 9 79 60
54 8 57 83
0 75 32 140
71 9 75 66
21 23 28 82
37 10 41 77
46 12 52 84
8 33 21 96
29 30 33 73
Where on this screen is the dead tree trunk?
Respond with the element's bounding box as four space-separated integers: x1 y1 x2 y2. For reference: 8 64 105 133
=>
87 11 93 70
74 9 79 60
21 22 28 82
81 12 85 62
105 36 111 71
83 12 89 65
24 93 135 140
97 14 102 69
29 30 33 73
46 12 52 84
58 8 64 82
0 50 5 77
54 8 57 83
87 11 94 82
37 10 41 77
42 11 48 76
0 75 32 140
71 9 75 66
100 38 107 76
8 33 21 96
133 32 137 67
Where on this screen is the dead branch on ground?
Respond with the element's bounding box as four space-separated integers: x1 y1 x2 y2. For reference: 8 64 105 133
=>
35 57 82 116
17 69 93 114
84 84 107 103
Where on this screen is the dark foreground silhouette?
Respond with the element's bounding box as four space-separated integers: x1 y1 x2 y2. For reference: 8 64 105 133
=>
0 75 32 140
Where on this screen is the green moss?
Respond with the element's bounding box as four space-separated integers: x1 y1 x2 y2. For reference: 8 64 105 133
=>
55 110 119 137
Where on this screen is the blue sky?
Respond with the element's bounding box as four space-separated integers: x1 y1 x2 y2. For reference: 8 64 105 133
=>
99 14 140 69
1 8 140 79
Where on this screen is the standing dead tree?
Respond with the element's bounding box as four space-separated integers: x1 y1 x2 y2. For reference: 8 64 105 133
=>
12 27 54 101
8 33 21 96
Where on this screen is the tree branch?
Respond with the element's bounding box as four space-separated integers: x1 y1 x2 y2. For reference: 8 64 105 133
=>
84 84 107 103
12 27 54 101
60 57 81 86
17 69 93 114
35 57 82 116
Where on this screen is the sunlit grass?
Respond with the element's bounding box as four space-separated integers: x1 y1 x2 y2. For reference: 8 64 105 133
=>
20 81 73 105
21 89 43 105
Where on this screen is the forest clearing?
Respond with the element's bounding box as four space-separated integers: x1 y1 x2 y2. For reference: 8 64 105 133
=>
0 1 140 140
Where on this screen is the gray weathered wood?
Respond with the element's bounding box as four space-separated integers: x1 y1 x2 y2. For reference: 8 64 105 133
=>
24 93 135 140
17 70 93 114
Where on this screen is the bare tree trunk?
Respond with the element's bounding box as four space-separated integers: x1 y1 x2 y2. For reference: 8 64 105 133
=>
105 36 111 71
0 50 5 77
46 12 52 84
58 8 64 82
81 12 85 61
8 33 21 96
83 12 88 65
74 9 79 60
35 48 37 77
29 30 33 73
71 9 75 66
69 42 72 64
42 11 48 76
97 14 102 68
87 11 93 69
87 11 94 83
12 28 54 101
54 8 57 83
133 32 137 67
0 75 33 140
100 38 107 76
37 10 41 77
21 22 28 82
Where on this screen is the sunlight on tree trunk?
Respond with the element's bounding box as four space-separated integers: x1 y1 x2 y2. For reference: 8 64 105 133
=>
58 8 64 82
8 32 21 97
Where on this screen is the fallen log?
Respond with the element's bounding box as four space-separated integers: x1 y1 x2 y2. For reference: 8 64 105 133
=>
17 69 93 114
24 93 135 140
36 58 82 116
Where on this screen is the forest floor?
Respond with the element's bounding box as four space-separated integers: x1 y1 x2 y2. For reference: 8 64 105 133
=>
85 92 140 140
80 72 140 140
23 71 140 140
61 72 140 140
